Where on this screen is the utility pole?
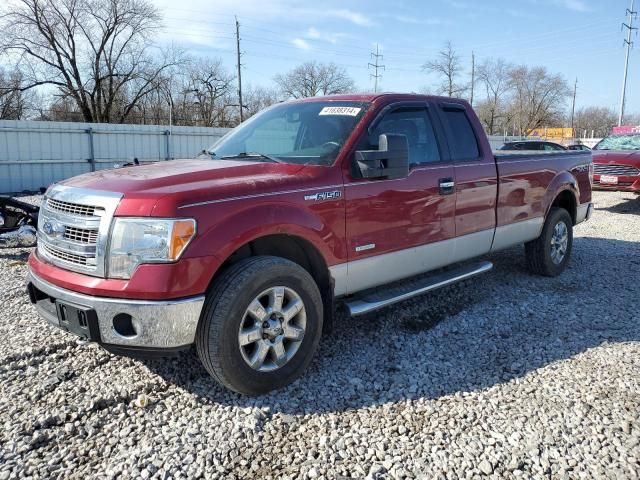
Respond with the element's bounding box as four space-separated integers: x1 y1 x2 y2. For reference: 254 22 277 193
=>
619 0 637 126
368 44 385 93
235 16 244 123
470 51 475 107
570 78 577 138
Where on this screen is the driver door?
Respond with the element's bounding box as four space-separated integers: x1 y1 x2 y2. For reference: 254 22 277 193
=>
343 102 456 294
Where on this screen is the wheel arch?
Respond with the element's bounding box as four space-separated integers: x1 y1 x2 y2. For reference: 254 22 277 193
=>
544 172 580 225
548 189 578 225
206 233 335 334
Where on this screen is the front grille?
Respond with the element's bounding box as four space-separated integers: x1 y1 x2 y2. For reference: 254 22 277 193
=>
64 226 99 244
41 243 92 267
47 198 103 217
594 164 640 176
38 187 122 277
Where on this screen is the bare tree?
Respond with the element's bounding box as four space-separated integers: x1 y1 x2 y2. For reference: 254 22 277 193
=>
508 66 571 135
475 58 513 134
0 68 35 119
622 112 640 127
274 61 355 99
422 41 467 98
574 107 617 138
0 0 183 123
182 58 235 127
243 85 280 118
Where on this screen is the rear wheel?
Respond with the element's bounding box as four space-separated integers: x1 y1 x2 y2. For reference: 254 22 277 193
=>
525 207 573 277
196 256 323 395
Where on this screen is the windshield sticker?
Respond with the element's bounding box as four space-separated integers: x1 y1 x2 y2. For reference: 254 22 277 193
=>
319 106 362 116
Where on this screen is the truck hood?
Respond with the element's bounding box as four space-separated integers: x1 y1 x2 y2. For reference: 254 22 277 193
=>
59 159 315 216
592 150 640 166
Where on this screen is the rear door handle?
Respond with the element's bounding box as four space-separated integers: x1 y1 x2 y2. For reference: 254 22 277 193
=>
439 178 455 195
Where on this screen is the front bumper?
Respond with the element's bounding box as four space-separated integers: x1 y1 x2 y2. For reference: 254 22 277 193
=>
27 270 205 351
593 175 640 192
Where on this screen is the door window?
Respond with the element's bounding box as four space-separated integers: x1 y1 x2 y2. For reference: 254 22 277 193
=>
360 107 441 166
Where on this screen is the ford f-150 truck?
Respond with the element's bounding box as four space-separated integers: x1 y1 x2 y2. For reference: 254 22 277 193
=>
27 94 593 395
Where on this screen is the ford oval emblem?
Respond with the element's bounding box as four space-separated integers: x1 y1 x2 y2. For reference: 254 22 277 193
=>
42 220 64 238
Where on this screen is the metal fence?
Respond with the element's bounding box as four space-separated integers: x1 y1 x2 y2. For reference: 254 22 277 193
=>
0 120 230 193
0 122 601 194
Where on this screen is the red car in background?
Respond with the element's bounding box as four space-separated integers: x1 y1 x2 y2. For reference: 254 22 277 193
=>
592 134 640 193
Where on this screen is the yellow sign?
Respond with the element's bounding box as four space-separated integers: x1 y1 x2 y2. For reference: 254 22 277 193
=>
527 128 574 139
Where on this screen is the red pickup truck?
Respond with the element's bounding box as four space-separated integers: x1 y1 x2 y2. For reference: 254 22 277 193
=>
591 133 640 192
27 94 593 394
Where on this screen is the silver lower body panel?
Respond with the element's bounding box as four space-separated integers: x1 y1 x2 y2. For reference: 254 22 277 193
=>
576 202 594 224
27 270 205 349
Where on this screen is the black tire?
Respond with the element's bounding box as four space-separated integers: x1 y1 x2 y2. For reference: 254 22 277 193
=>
196 256 323 395
525 207 573 277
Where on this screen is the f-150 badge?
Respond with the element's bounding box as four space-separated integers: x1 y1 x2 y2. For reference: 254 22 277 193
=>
304 191 341 201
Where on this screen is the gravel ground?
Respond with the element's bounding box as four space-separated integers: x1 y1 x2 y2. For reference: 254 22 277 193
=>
0 191 638 479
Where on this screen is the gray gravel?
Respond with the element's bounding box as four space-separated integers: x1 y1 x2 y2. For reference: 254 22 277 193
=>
1 191 639 479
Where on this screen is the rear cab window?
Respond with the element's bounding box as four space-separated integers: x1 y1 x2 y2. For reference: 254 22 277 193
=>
438 104 481 161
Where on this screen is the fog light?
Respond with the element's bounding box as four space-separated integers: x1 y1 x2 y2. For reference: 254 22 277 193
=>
113 313 137 338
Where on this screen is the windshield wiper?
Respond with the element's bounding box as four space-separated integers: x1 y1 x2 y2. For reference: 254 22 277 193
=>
220 152 284 163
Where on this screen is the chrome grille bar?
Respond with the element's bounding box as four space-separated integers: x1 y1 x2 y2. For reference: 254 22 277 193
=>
41 243 95 267
64 226 99 244
47 198 104 216
594 164 640 176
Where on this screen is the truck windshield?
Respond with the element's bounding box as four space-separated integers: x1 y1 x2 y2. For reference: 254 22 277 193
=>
204 101 369 166
594 135 640 151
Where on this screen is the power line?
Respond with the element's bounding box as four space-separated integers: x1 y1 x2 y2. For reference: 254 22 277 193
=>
368 44 385 92
163 19 621 68
619 0 637 126
161 8 614 54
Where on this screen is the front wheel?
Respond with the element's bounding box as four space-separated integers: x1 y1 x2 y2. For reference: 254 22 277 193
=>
196 256 323 395
525 207 573 277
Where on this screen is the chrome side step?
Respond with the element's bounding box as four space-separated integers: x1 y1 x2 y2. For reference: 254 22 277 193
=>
344 260 493 316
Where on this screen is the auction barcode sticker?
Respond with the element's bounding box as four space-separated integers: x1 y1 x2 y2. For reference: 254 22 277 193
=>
319 106 362 116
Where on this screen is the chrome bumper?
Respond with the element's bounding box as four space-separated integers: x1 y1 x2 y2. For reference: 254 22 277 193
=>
27 270 205 349
576 202 594 224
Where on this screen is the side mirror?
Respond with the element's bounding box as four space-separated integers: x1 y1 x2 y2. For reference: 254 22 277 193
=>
354 133 409 180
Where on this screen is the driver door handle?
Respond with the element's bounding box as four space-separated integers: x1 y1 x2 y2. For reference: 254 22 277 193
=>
439 178 455 195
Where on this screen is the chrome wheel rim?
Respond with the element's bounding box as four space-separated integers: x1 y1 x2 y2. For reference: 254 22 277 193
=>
550 221 569 265
238 286 306 372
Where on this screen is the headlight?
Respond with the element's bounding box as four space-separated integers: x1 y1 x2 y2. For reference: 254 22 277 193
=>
108 218 196 279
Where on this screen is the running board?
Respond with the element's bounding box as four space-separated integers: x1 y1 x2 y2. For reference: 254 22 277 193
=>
344 261 493 317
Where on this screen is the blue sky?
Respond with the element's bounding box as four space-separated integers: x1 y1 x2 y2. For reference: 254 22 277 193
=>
155 0 636 112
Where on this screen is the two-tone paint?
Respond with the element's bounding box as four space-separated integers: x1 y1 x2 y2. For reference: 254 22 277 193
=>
28 93 593 305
